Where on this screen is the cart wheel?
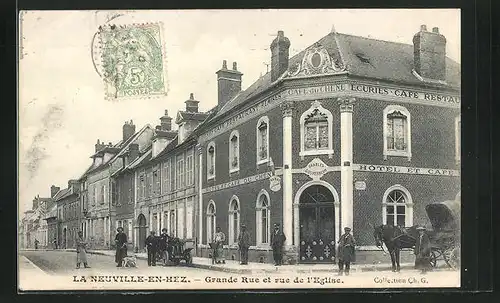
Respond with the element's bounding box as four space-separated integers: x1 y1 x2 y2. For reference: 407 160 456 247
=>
443 246 460 269
429 250 438 268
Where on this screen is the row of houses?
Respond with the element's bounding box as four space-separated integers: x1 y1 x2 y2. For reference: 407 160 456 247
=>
20 25 461 264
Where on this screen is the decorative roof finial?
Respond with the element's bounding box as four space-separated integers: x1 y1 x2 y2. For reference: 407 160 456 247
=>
331 24 336 34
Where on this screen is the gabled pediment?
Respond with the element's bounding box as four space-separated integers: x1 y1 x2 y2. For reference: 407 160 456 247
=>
286 43 346 78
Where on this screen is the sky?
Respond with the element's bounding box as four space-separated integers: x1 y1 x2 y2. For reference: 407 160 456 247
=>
18 9 460 216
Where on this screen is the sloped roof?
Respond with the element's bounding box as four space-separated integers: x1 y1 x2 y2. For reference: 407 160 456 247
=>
81 125 153 176
176 111 209 124
204 31 460 125
54 188 72 202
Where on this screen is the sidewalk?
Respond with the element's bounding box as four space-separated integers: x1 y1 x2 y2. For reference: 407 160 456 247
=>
30 248 420 274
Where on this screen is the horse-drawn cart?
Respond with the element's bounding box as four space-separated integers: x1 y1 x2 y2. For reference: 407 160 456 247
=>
425 200 461 269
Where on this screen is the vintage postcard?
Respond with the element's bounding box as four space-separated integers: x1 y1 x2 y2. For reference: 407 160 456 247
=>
18 9 461 291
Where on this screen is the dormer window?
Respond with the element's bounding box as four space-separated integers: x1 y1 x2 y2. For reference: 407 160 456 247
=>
256 116 269 165
207 142 216 180
300 101 334 158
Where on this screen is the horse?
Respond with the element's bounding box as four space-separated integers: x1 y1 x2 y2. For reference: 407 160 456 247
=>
373 224 419 272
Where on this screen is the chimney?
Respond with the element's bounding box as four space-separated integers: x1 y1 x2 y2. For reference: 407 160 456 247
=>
50 185 60 198
128 143 139 162
216 60 242 107
94 139 105 153
270 30 290 82
122 120 136 142
185 93 199 113
413 25 447 81
160 110 172 131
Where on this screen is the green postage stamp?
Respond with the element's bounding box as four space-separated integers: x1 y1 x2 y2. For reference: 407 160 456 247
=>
98 23 167 100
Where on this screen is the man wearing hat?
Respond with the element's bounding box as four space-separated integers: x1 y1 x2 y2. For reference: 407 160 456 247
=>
337 227 356 275
271 223 286 266
114 227 128 267
237 224 251 265
145 230 158 266
158 228 170 266
414 226 431 274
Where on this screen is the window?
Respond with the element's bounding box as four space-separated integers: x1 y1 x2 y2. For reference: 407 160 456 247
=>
207 142 216 179
256 116 270 165
176 154 185 189
382 185 413 227
152 166 160 196
146 168 152 199
100 184 105 204
256 190 270 245
229 130 240 173
300 101 334 157
206 201 216 244
186 150 194 186
128 175 133 204
170 210 176 237
114 180 120 206
138 171 145 201
383 105 412 160
455 116 461 163
228 196 240 245
162 160 171 194
92 185 96 206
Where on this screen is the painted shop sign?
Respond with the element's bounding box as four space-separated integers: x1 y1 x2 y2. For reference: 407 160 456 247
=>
199 92 283 141
304 158 329 180
200 81 459 142
286 83 460 105
269 175 282 192
202 172 273 194
354 181 367 190
354 164 460 177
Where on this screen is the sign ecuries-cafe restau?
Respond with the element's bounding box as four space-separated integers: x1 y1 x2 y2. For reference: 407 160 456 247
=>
199 81 460 141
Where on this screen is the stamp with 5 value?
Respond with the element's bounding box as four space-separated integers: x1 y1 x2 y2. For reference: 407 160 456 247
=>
97 23 167 100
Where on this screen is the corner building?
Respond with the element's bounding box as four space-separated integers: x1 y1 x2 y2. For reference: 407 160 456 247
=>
196 26 460 264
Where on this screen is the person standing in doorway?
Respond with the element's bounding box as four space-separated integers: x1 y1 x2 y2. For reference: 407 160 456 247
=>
145 231 158 266
237 224 251 265
114 227 128 267
414 226 431 274
213 226 226 264
271 223 286 266
53 237 58 250
76 231 90 269
337 227 356 276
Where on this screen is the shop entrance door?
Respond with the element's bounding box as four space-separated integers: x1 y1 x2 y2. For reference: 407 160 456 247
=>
299 185 336 263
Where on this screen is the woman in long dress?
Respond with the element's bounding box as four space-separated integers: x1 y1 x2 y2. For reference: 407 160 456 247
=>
213 227 226 264
115 227 128 267
76 231 91 269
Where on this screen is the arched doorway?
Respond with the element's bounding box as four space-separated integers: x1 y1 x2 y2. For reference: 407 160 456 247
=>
299 185 336 263
137 214 147 251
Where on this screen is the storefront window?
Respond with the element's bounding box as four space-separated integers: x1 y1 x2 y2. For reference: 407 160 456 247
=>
206 201 216 244
383 186 413 227
228 196 240 245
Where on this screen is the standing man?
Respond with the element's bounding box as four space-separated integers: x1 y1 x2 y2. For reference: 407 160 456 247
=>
158 228 170 266
34 239 39 250
271 223 286 266
53 237 58 250
337 227 356 276
145 231 158 266
76 231 90 269
237 224 251 265
414 226 431 274
114 227 128 267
